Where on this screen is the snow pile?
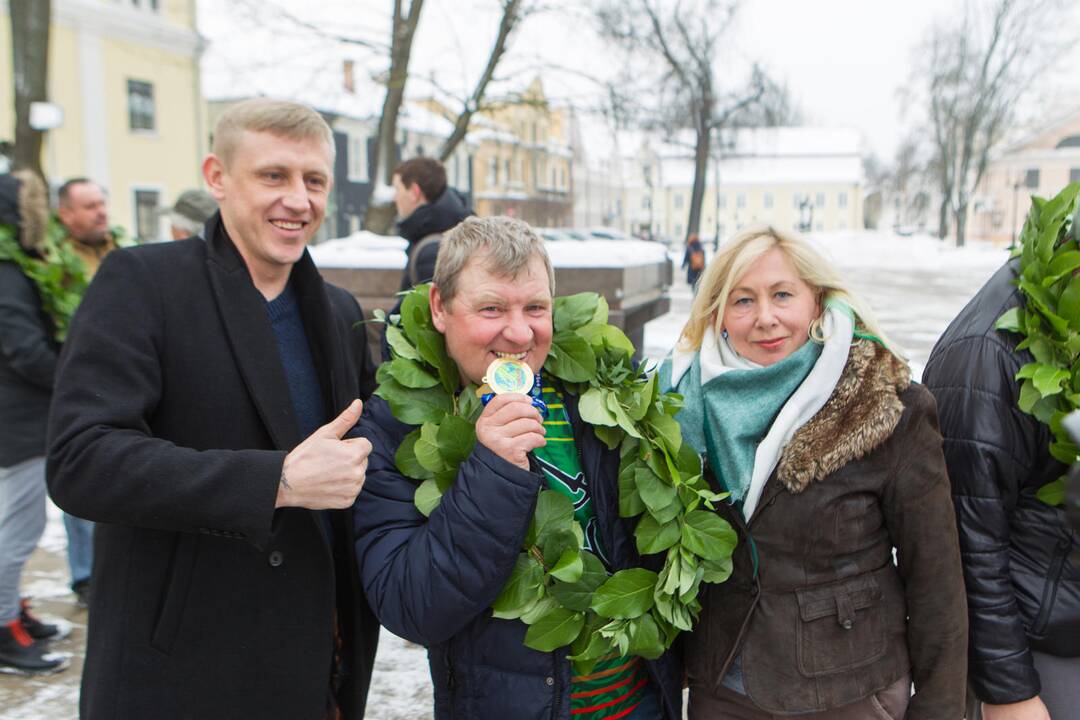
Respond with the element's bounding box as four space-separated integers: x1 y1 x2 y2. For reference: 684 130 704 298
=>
312 234 671 269
807 230 1008 272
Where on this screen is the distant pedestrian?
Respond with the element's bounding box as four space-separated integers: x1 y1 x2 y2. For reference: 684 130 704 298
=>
0 170 68 674
682 233 706 291
163 188 218 240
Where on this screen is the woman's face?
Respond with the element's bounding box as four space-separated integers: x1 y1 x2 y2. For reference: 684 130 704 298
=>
720 247 821 366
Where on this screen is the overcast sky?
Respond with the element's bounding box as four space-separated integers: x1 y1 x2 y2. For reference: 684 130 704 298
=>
198 0 1080 161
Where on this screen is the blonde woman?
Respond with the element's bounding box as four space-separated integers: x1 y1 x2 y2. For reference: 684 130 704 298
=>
660 227 967 719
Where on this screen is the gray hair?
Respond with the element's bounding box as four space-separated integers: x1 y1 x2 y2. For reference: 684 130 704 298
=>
433 216 554 306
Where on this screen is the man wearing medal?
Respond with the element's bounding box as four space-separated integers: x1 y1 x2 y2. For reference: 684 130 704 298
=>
352 216 682 719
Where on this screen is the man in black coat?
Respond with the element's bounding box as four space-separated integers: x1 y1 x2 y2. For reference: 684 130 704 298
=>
924 259 1080 720
391 156 471 290
47 99 379 719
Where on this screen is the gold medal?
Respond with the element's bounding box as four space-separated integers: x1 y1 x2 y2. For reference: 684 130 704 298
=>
482 357 533 395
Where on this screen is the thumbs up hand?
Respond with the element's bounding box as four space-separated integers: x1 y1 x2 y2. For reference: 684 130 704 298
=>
275 399 373 509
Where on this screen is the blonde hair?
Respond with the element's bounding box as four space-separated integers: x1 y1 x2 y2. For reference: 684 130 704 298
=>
433 216 555 307
680 226 904 359
212 98 335 167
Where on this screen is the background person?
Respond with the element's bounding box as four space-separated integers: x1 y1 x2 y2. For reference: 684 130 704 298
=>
163 188 218 240
392 156 471 290
353 216 683 719
923 257 1080 720
662 226 967 719
682 232 706 291
0 170 67 674
47 98 379 719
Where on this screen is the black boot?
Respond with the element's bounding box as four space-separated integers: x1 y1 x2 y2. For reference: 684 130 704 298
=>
0 620 68 675
19 599 65 641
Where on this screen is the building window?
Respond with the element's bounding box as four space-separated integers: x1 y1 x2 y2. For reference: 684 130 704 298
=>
348 136 368 182
718 193 726 209
673 193 683 209
1071 168 1080 183
504 159 511 183
736 193 746 209
717 224 725 240
133 189 160 242
764 192 773 209
674 223 683 238
487 157 499 186
131 0 160 10
838 192 848 208
815 192 825 208
127 80 155 132
642 195 650 210
1025 168 1040 188
793 193 802 209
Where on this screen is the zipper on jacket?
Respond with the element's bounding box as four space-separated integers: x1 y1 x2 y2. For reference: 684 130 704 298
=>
1031 536 1072 637
550 652 563 720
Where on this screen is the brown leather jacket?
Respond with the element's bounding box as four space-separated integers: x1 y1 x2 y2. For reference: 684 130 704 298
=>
687 341 967 719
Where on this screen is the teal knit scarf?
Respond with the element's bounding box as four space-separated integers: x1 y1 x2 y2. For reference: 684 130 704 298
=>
664 340 821 510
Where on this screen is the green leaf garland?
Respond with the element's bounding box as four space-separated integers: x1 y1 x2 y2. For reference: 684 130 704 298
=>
376 285 736 673
997 181 1080 505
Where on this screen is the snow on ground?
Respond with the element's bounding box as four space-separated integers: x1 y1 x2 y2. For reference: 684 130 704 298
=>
1 230 1008 719
310 233 669 269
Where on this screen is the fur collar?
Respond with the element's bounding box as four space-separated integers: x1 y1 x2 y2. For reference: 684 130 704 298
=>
776 340 910 493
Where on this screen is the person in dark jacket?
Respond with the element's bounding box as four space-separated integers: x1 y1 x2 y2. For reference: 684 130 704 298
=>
353 216 682 719
924 258 1080 720
681 233 706 291
392 156 472 290
0 169 67 674
662 226 967 719
47 99 379 719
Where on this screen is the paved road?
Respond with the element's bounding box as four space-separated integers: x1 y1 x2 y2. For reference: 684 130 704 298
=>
0 235 1007 719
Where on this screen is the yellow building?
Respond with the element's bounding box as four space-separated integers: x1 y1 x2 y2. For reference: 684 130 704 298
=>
971 108 1080 245
621 127 864 245
466 78 573 227
0 0 205 241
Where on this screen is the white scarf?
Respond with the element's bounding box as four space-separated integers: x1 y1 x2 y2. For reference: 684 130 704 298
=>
669 304 855 518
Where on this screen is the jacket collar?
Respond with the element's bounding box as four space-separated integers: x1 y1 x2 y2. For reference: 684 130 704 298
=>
774 340 911 495
202 212 341 451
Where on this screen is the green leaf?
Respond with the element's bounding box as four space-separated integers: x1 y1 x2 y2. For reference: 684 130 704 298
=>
541 529 580 572
579 388 618 427
380 358 440 389
549 548 584 583
1047 250 1080 280
415 422 448 473
651 494 684 525
626 613 664 659
647 410 683 457
593 424 623 451
578 322 635 356
635 514 681 555
532 490 576 546
554 292 601 331
701 555 734 583
437 414 477 466
523 607 585 653
456 385 484 422
1059 276 1080 330
385 324 421 361
492 554 545 617
995 307 1024 333
374 377 453 425
1036 477 1066 506
680 510 737 562
1018 379 1041 413
549 552 608 612
414 478 444 516
591 568 658 619
520 595 559 625
414 327 459 392
1033 366 1070 397
592 295 610 325
618 462 646 517
395 430 434 480
547 330 597 382
606 392 643 439
634 466 677 515
1049 440 1080 464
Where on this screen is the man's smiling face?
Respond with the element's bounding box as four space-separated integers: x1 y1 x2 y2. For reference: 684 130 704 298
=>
430 251 553 387
206 129 332 282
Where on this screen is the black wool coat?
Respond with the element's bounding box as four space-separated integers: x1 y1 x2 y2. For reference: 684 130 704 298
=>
47 213 379 720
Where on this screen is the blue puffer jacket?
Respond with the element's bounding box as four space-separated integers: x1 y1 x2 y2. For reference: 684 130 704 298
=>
353 391 684 719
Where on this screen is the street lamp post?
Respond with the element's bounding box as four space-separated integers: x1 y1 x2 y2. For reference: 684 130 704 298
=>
1010 179 1021 250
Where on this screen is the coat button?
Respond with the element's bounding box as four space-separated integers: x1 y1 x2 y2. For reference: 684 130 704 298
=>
268 550 284 567
545 677 554 686
841 619 853 630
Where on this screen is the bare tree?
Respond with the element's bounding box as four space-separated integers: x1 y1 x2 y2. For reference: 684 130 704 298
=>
9 0 51 181
595 0 767 242
916 0 1062 246
363 0 426 233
